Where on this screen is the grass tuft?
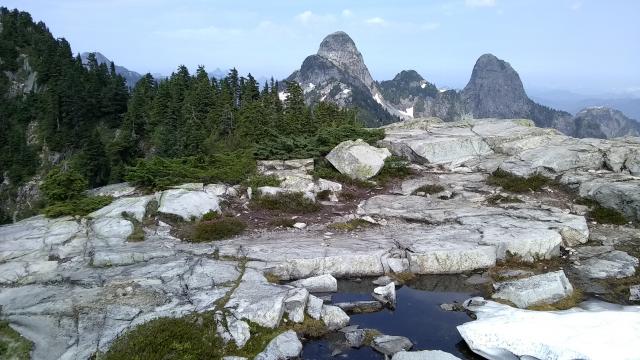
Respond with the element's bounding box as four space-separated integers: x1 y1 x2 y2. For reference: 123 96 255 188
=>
0 321 32 360
487 194 524 205
487 169 551 193
328 218 375 231
412 184 445 195
588 205 627 225
252 192 320 214
191 218 247 242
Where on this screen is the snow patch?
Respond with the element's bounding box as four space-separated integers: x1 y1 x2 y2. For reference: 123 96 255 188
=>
421 83 427 89
307 83 315 90
342 88 351 94
398 106 414 118
278 91 287 101
373 93 384 105
438 88 447 93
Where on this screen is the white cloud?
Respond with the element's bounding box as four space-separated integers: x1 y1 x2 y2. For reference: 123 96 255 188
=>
294 10 336 25
571 1 583 11
365 17 387 26
465 0 497 8
342 9 352 17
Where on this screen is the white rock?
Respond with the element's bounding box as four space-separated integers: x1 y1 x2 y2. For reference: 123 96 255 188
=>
289 274 337 292
458 297 640 360
320 305 350 330
226 315 251 348
158 189 220 220
492 271 574 308
326 139 391 180
284 287 309 323
292 222 307 230
630 285 640 301
254 330 302 360
86 182 136 198
306 294 324 320
372 282 396 307
392 350 461 360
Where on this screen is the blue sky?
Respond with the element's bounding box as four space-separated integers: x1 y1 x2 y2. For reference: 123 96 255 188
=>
4 0 639 95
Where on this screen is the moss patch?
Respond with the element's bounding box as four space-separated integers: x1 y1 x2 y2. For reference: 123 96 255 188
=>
252 192 320 214
328 218 375 231
245 174 281 189
122 212 145 242
487 169 552 193
487 194 524 205
191 218 247 242
588 205 627 225
373 156 412 185
268 218 296 228
527 289 584 311
0 321 32 360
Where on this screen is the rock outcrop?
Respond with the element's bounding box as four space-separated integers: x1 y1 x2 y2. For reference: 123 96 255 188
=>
570 107 640 139
491 271 574 308
458 297 640 360
326 139 391 180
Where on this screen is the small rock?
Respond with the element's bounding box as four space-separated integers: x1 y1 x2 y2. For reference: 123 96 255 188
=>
360 216 377 224
320 305 350 331
226 315 251 348
631 285 640 301
340 326 366 348
439 303 463 312
254 330 302 360
284 288 309 323
289 274 337 293
292 222 307 230
372 282 396 308
492 270 574 308
392 350 462 360
334 301 384 314
372 335 413 356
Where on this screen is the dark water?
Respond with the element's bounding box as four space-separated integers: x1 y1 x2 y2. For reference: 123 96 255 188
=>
301 275 486 359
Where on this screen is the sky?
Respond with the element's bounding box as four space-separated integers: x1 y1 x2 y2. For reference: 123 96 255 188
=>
4 0 639 96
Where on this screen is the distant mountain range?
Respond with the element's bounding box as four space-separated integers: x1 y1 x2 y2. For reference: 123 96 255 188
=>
529 89 640 120
80 52 143 88
286 31 639 138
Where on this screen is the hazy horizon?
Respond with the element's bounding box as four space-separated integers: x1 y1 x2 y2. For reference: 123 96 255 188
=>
5 0 639 97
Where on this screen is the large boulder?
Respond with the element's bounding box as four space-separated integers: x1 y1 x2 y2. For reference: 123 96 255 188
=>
491 271 574 308
372 335 413 356
458 297 640 360
289 274 338 293
326 139 391 180
158 189 220 220
320 304 350 330
254 330 303 360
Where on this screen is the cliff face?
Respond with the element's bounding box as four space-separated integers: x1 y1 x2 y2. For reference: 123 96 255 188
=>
570 107 640 139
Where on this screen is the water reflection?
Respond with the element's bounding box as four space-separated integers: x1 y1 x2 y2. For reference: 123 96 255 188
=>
301 275 486 359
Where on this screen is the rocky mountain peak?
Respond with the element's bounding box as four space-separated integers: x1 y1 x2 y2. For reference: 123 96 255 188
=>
462 53 530 118
316 31 374 89
572 106 640 138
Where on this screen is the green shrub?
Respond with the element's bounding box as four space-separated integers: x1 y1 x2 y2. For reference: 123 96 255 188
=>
487 169 551 193
191 218 247 242
412 184 445 195
122 212 145 242
0 320 32 360
125 151 256 190
201 210 220 222
374 156 412 184
43 196 113 218
41 166 88 202
252 192 320 213
245 174 281 189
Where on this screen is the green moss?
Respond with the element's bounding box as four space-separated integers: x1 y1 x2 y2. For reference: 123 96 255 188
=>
527 289 584 311
362 329 382 346
487 169 552 193
245 174 281 189
0 321 32 360
252 192 320 213
589 205 627 225
412 184 445 195
486 194 524 205
43 195 113 218
191 218 247 242
328 218 375 231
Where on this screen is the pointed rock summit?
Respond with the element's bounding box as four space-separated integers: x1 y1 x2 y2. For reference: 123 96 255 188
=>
462 53 530 119
316 31 375 89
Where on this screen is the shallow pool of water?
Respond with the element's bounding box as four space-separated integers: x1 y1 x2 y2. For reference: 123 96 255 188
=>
301 275 487 359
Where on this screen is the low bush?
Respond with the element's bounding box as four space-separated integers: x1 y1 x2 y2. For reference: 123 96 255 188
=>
268 218 296 228
589 205 627 225
201 210 220 222
412 184 445 195
191 218 247 242
487 169 551 193
329 218 375 231
43 195 113 218
125 151 256 190
252 192 320 213
373 156 412 184
245 174 281 189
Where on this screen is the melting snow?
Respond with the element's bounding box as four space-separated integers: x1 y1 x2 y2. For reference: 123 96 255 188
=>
373 93 384 105
398 106 414 118
421 83 427 89
278 91 287 101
